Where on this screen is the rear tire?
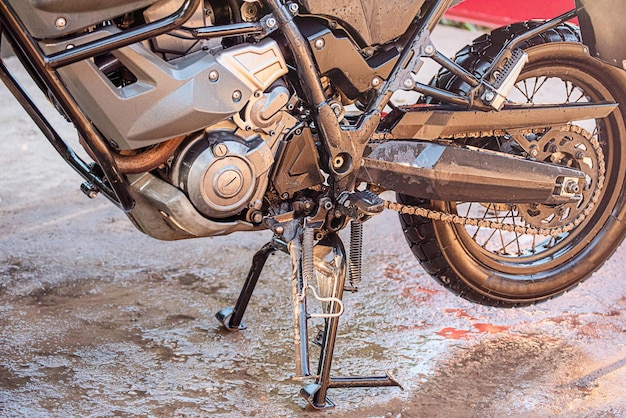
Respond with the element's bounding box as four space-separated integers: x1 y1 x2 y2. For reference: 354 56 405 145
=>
398 23 626 307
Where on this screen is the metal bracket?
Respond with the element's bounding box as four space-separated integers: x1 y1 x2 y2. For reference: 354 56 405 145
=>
388 29 433 92
482 48 529 110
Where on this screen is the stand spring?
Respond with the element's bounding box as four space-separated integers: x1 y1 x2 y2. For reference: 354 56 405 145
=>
348 221 363 290
302 227 315 282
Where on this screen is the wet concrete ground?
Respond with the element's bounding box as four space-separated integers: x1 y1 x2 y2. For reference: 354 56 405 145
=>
1 25 626 417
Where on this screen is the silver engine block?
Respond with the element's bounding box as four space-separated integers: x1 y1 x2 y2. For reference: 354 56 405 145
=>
39 1 301 239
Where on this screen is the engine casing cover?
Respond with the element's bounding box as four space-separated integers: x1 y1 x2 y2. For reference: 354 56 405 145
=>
171 129 273 219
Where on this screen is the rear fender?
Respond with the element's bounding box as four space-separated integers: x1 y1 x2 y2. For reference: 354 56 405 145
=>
576 0 626 70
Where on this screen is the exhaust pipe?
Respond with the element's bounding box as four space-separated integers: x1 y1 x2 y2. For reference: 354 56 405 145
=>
358 141 585 204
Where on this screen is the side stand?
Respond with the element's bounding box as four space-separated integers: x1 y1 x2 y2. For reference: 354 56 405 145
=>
215 241 277 330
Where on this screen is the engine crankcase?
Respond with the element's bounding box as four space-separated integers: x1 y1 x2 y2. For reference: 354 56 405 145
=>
170 129 274 219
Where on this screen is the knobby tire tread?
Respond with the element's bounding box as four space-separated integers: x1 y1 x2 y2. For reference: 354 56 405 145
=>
399 22 600 308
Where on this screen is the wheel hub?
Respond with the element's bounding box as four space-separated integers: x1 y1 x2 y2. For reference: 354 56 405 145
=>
517 126 600 229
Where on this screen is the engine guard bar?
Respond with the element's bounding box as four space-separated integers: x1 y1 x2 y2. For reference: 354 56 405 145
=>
0 0 205 211
45 0 201 69
0 58 122 205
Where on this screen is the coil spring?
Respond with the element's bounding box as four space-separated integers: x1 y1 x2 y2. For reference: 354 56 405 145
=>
348 221 363 289
302 227 315 283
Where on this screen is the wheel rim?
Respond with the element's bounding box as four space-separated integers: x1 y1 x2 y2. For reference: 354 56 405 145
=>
439 60 620 275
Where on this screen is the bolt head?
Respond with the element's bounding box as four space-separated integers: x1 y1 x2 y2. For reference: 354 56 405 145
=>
332 155 344 168
330 102 343 116
371 77 382 87
251 211 263 223
208 70 219 82
484 91 496 102
403 78 415 89
55 17 67 29
289 3 299 13
314 38 325 50
266 17 277 28
232 90 242 102
565 181 580 194
424 44 435 56
212 143 228 158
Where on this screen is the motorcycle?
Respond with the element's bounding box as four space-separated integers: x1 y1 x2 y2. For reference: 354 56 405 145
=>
1 0 625 409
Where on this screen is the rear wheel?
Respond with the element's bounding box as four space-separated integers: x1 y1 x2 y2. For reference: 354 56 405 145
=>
398 23 626 307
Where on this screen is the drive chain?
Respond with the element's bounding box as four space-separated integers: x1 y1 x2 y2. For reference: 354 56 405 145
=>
383 125 605 238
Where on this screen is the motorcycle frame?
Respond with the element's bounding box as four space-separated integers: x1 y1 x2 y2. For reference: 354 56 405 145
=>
0 0 615 409
0 0 579 213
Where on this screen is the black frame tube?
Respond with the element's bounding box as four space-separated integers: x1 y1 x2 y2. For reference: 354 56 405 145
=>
0 60 119 201
192 21 264 39
264 0 326 106
46 0 201 69
0 0 201 211
432 51 480 88
412 81 472 107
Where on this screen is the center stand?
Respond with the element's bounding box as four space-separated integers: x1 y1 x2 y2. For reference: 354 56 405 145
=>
215 194 402 408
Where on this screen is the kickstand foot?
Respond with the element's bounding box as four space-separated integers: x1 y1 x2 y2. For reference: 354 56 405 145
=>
215 241 277 331
215 307 247 331
300 384 335 409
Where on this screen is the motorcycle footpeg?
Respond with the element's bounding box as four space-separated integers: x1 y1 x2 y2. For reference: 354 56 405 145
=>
483 48 528 110
215 307 247 331
337 190 384 219
300 384 335 409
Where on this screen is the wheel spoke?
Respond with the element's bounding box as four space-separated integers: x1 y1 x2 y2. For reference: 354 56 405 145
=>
456 72 597 260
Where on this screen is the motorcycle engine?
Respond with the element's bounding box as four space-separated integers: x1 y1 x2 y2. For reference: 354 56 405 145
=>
168 125 273 220
143 1 298 223
143 0 264 60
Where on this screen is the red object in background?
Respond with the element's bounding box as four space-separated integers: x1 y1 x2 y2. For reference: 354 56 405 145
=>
445 0 576 27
